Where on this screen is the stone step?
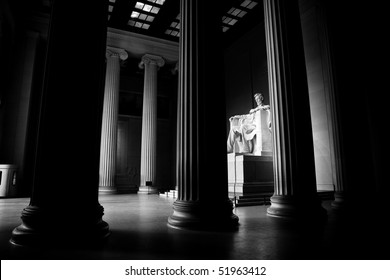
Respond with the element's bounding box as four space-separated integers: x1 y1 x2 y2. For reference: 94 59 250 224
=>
231 191 334 207
159 190 178 198
235 200 270 207
317 191 334 201
231 192 273 207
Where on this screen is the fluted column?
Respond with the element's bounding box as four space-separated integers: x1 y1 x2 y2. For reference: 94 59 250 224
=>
168 0 238 230
99 47 128 193
10 0 109 247
138 54 164 194
173 61 180 192
264 0 326 220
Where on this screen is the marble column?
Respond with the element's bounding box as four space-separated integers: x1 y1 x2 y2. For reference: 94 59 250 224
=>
138 54 165 194
173 61 179 192
168 0 238 230
99 47 128 193
10 0 110 247
264 0 326 220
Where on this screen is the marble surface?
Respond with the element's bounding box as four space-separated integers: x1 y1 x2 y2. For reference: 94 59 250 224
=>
0 194 389 260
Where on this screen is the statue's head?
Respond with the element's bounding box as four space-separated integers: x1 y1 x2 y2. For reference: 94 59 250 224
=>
254 93 264 105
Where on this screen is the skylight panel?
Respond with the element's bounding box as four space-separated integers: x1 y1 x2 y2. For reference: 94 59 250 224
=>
150 6 160 14
165 13 181 38
143 4 153 12
135 2 144 10
131 11 140 18
147 0 165 4
109 0 116 2
128 20 150 30
247 2 257 9
145 15 155 22
240 0 258 9
108 5 114 12
228 8 247 18
170 22 179 28
139 13 147 20
228 19 238 25
222 16 234 25
165 29 180 37
237 10 247 18
228 8 242 17
241 0 251 7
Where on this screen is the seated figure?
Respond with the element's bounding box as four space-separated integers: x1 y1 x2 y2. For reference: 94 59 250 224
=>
227 93 272 155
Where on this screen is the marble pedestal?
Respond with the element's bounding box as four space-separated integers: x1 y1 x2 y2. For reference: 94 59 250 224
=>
228 154 274 199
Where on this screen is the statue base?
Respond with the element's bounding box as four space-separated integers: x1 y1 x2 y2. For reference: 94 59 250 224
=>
227 154 274 206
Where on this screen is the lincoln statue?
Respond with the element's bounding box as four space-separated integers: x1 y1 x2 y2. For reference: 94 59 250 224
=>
227 93 272 155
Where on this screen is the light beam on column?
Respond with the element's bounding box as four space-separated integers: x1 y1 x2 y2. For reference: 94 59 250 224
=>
168 0 238 230
264 0 327 221
138 54 165 194
99 47 128 194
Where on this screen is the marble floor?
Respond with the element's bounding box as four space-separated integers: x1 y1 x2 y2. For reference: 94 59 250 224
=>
0 194 389 260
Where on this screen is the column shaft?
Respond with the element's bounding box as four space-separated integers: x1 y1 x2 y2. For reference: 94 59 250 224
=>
175 62 180 192
138 54 164 194
10 0 110 247
168 0 238 230
264 0 326 220
99 48 127 193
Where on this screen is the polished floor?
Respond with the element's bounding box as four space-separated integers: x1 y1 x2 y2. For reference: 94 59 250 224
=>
0 194 389 260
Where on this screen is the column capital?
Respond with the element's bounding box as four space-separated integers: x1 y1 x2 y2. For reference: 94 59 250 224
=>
106 46 128 61
139 54 165 69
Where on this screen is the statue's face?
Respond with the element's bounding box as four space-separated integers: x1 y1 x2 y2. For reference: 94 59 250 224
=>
255 94 263 105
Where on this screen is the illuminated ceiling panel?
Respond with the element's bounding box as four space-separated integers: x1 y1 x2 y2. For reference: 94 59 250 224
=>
108 0 261 41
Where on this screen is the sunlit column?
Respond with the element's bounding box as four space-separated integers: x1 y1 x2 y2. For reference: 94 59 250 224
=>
264 0 326 221
138 54 165 194
168 0 238 230
99 47 128 193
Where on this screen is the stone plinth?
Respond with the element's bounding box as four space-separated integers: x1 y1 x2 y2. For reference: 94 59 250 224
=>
228 154 274 197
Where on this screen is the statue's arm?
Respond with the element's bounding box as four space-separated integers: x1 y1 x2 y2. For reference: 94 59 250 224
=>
229 114 247 121
249 105 271 114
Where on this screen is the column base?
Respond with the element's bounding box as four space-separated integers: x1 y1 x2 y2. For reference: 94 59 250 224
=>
168 200 239 231
138 185 159 195
99 185 117 194
331 191 346 209
267 195 327 222
9 205 110 248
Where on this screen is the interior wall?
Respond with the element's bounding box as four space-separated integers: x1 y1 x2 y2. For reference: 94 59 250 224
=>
224 23 269 136
116 63 176 192
0 31 40 196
